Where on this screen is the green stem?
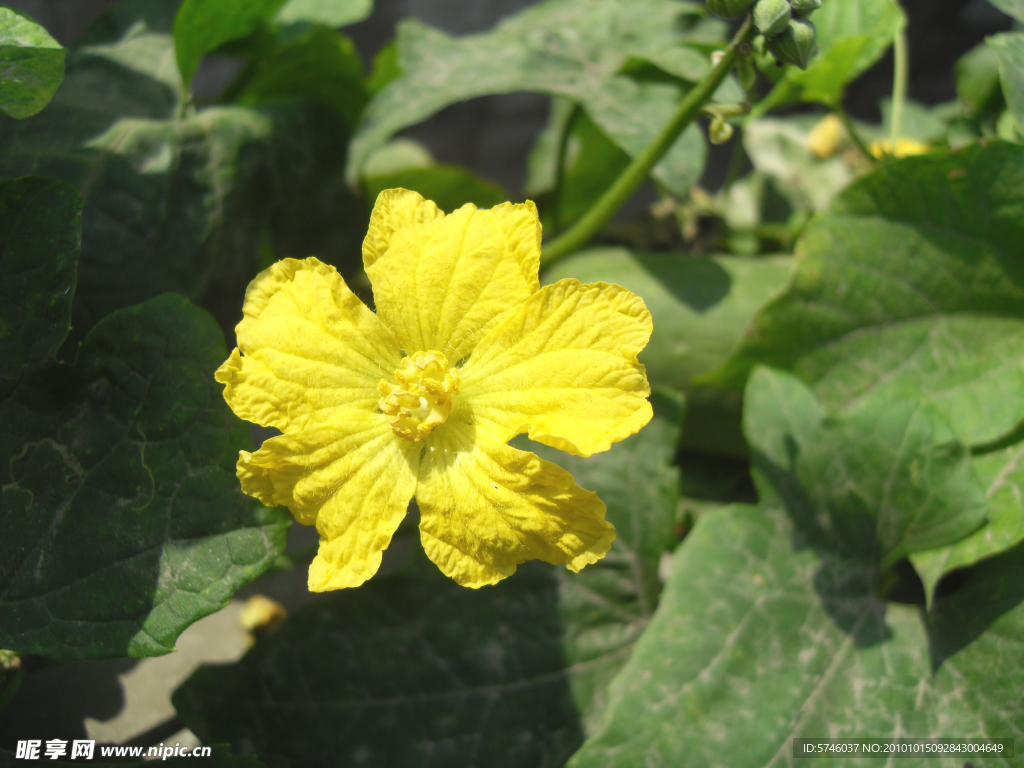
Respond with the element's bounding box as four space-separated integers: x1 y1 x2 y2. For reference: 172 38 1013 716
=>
541 17 756 267
551 102 582 235
833 104 877 164
890 23 909 152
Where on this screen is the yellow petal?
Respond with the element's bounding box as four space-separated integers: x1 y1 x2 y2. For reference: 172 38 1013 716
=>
364 190 541 361
416 420 615 588
237 412 419 591
216 257 402 431
363 188 443 269
459 278 653 457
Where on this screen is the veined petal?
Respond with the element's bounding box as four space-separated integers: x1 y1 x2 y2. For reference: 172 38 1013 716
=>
459 279 653 457
416 420 615 588
364 190 542 361
216 257 402 431
237 412 419 591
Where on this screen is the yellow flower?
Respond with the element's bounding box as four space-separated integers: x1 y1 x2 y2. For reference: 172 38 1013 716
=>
216 189 653 591
868 137 931 159
806 113 845 159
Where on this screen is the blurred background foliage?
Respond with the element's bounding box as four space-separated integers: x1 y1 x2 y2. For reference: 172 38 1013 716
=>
1 0 1023 766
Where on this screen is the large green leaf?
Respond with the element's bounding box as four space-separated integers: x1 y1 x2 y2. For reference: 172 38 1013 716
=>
744 367 988 568
757 0 905 111
0 180 289 659
710 142 1024 449
174 0 285 87
957 41 1004 119
0 177 80 394
990 33 1024 131
568 504 1024 767
0 8 65 119
347 0 719 196
174 399 683 764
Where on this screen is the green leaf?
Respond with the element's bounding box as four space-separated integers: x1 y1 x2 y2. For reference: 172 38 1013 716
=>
0 7 357 343
744 367 988 567
912 443 1024 603
0 186 289 659
0 745 266 767
990 33 1024 132
568 504 1024 767
0 8 65 119
0 177 80 393
348 0 717 196
545 247 792 393
175 400 683 763
989 0 1024 22
709 142 1024 449
956 41 1004 119
364 165 507 214
233 25 367 125
173 0 285 88
274 0 373 27
526 102 632 233
758 0 905 111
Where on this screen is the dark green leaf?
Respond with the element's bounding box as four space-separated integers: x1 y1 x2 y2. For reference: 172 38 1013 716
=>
568 504 1024 767
744 367 988 567
757 0 905 111
274 0 373 27
990 33 1024 131
175 400 683 763
348 0 718 196
173 0 285 88
233 25 367 125
0 202 289 659
0 744 265 767
363 165 507 214
912 443 1024 602
0 7 65 119
710 142 1024 449
0 177 80 393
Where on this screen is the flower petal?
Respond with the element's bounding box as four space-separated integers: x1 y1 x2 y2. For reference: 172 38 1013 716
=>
459 279 653 457
364 190 541 361
237 412 419 591
416 420 615 588
216 257 402 431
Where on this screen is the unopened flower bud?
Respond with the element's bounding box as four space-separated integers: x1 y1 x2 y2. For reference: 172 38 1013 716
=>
754 0 792 37
790 0 822 16
768 18 817 70
706 0 757 20
708 116 735 145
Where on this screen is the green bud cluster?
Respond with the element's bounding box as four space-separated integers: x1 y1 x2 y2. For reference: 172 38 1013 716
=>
750 0 821 70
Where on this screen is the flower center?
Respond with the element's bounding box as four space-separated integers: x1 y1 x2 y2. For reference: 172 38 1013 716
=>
378 351 460 441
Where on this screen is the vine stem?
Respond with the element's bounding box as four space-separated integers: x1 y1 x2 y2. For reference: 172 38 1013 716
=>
889 23 909 153
540 16 756 267
833 104 877 164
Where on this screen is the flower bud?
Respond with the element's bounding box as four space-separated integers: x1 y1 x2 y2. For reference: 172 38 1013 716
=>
768 18 817 70
708 116 735 145
753 0 792 37
706 0 757 20
790 0 822 16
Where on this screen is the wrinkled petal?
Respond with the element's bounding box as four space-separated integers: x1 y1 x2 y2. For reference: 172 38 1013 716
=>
237 412 419 591
459 278 653 457
364 189 542 361
216 258 401 431
416 419 615 588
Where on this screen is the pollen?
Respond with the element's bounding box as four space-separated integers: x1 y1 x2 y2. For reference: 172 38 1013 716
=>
378 351 460 441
